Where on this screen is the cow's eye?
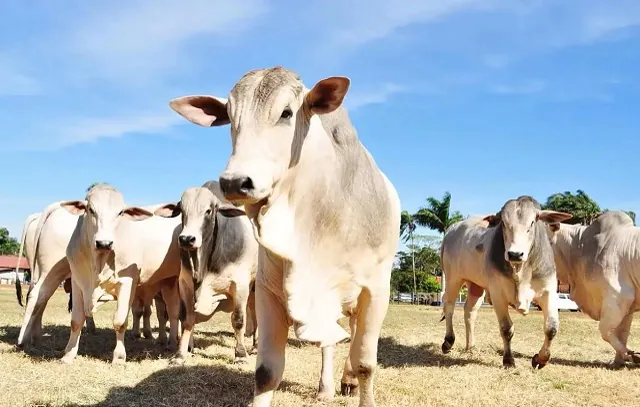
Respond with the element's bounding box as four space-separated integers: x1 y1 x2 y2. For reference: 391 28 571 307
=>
205 209 212 216
281 108 293 119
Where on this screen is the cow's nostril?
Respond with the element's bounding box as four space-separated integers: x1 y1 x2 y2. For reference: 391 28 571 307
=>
239 177 254 192
95 240 113 250
178 235 196 247
507 251 524 261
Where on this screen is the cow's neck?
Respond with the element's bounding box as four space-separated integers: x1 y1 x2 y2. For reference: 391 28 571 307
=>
554 224 585 287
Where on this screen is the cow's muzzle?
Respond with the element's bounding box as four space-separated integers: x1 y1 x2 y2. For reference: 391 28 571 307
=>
178 235 197 251
95 240 113 251
219 174 255 202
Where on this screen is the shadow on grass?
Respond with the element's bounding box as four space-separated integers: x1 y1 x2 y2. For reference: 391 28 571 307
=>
0 324 178 363
55 365 312 407
507 349 640 370
377 336 493 368
196 329 312 349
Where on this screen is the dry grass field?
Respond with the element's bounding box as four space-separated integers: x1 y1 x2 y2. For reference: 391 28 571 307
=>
2 286 640 407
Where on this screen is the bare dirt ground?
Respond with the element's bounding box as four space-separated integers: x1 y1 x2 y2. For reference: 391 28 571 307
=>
1 285 639 407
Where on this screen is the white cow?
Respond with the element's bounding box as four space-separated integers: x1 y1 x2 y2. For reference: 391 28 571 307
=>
169 66 400 407
440 196 572 368
15 212 39 307
155 182 258 364
58 184 182 364
16 202 165 349
547 210 640 365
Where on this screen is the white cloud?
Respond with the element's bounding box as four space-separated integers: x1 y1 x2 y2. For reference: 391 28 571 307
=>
66 0 268 82
0 59 40 96
346 83 407 110
326 0 498 48
489 79 546 95
54 113 183 148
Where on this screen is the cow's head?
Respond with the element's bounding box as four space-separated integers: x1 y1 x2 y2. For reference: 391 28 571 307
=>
168 66 350 205
485 196 572 265
60 184 153 252
155 187 245 251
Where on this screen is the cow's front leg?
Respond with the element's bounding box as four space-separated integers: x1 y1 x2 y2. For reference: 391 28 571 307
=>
532 290 559 369
112 275 137 364
232 283 251 364
61 278 86 364
142 303 153 339
317 345 336 401
172 272 195 365
253 283 288 407
491 294 515 368
246 286 258 355
350 286 389 407
340 314 358 397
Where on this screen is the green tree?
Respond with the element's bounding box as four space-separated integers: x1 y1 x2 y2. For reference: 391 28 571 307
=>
542 190 601 225
0 227 21 256
625 211 636 225
392 246 442 294
413 191 464 234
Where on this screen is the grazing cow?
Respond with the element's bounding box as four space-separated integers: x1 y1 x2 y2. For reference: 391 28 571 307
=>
440 196 572 368
547 210 640 365
169 66 400 407
59 184 182 364
155 181 258 364
16 202 163 349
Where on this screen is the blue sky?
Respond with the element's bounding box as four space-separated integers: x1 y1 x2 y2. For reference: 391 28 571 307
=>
1 0 639 247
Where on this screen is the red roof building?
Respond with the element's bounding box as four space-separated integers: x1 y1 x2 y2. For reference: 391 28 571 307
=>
0 255 29 270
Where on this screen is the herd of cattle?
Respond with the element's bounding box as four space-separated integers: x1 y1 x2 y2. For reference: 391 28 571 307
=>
9 66 640 407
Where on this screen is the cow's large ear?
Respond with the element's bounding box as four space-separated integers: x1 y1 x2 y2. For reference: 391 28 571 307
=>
169 95 230 127
154 202 182 218
537 210 573 224
60 200 87 215
483 213 501 226
218 203 246 218
121 206 154 221
304 77 350 115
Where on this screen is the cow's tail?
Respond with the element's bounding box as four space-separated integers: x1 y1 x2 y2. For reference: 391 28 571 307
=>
439 240 447 322
15 213 39 307
28 202 65 301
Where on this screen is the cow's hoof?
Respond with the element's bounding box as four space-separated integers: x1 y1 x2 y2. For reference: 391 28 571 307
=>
132 332 141 340
233 356 248 365
248 347 258 355
60 356 74 365
502 356 516 369
166 342 178 353
143 330 153 340
441 335 455 354
316 391 335 401
15 343 24 351
531 354 547 369
169 356 186 366
629 351 640 364
340 382 359 397
157 337 168 347
112 352 127 365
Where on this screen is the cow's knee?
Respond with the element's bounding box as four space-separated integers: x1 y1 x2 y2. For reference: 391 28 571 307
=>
255 364 276 393
232 310 245 331
357 362 374 381
545 321 558 342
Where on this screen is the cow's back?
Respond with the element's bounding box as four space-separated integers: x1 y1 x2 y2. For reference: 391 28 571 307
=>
442 217 492 285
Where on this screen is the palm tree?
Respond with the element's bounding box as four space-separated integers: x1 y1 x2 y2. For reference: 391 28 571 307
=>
400 211 417 303
412 191 463 303
413 192 464 234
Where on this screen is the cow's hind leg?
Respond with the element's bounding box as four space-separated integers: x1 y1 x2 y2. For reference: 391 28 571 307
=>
464 282 485 352
599 295 636 364
441 278 463 354
614 313 634 366
61 279 86 364
252 283 288 407
491 294 515 368
131 298 143 339
350 287 389 407
142 302 153 339
317 345 336 401
340 314 358 397
532 290 559 369
231 283 250 364
155 293 168 346
161 282 180 352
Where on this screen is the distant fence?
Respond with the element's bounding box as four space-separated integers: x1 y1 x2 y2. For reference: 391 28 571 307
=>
391 291 492 306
